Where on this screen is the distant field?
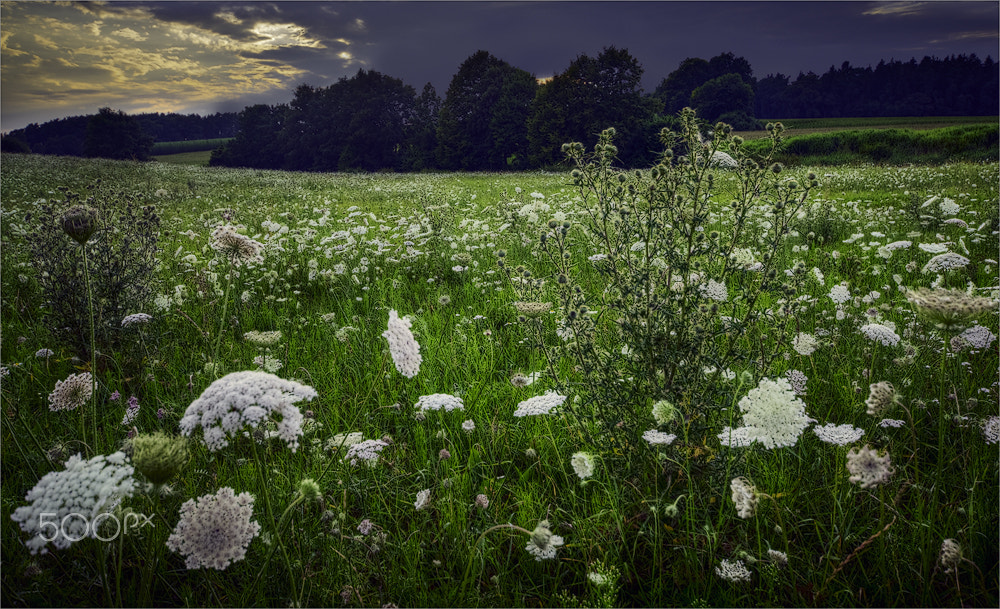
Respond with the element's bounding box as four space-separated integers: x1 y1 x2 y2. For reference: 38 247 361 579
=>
150 137 231 155
151 149 214 165
735 115 998 139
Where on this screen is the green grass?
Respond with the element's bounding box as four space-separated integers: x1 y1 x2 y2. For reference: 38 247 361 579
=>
151 138 233 155
736 116 998 139
1 152 997 608
152 149 214 166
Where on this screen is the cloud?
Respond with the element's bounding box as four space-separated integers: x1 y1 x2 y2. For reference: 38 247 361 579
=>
863 2 929 17
111 27 147 41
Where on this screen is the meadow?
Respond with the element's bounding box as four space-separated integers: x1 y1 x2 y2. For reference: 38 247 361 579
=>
1 119 998 608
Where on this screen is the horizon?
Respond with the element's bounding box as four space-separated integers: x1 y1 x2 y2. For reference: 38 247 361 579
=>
2 1 998 133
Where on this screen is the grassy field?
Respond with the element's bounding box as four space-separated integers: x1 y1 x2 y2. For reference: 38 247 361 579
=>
151 149 214 165
735 115 999 139
1 130 997 609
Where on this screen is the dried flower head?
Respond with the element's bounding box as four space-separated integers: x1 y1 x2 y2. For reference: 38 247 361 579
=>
846 444 894 488
730 477 758 519
382 310 422 378
61 206 99 244
131 431 188 486
510 372 530 388
179 371 317 452
11 452 135 554
210 225 264 265
512 301 552 319
865 381 899 416
905 287 997 331
474 494 489 510
48 372 93 412
166 487 261 570
938 538 963 573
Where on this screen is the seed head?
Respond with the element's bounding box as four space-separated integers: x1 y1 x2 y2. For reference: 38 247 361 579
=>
61 206 99 244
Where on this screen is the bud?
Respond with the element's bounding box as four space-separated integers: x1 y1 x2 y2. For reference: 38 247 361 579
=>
297 478 322 502
770 163 783 174
61 206 99 244
529 520 553 550
131 431 188 486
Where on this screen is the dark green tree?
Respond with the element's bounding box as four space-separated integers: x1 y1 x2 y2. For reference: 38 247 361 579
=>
690 73 756 126
436 50 537 171
82 108 153 160
527 46 662 168
400 83 442 171
210 103 288 168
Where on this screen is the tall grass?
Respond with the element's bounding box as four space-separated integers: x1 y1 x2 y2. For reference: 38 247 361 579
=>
0 149 997 608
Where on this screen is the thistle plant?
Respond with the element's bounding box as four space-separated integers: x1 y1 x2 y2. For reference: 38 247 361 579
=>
507 108 817 457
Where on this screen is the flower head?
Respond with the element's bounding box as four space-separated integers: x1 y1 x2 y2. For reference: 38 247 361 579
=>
210 225 264 265
178 371 317 452
859 323 900 347
812 422 864 446
905 287 997 331
48 372 93 412
61 206 98 244
865 381 899 416
723 378 813 449
11 452 135 554
938 539 963 574
730 477 758 519
921 252 970 274
792 332 819 356
513 301 553 319
414 489 431 511
570 451 596 480
513 392 566 417
343 439 389 466
121 313 153 328
651 400 679 425
414 393 464 412
121 395 141 425
982 416 999 445
382 310 422 378
131 431 188 486
846 444 894 488
166 487 261 570
243 330 283 348
642 429 677 446
525 520 564 560
715 559 751 582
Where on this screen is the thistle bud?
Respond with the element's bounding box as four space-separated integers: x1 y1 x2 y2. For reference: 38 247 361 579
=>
297 478 322 502
131 431 188 486
61 206 99 244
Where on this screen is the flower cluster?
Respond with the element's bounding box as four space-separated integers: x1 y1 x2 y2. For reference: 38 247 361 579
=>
525 520 564 560
812 422 864 446
570 451 596 480
243 330 283 347
11 452 135 554
414 393 465 412
512 301 552 318
938 538 963 574
210 225 264 265
792 332 819 356
699 279 728 302
131 431 188 486
730 477 758 519
121 313 153 328
865 381 898 416
382 310 422 378
344 439 389 466
414 489 432 511
715 559 751 582
859 323 900 347
179 371 317 452
166 487 261 570
513 392 567 417
846 445 894 488
642 430 677 446
982 416 999 445
48 372 93 412
905 287 997 331
718 378 813 449
921 252 970 274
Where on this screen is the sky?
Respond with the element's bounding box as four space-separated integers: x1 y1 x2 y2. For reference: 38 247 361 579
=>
1 0 998 133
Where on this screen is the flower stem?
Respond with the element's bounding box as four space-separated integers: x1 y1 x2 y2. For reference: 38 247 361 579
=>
209 259 235 379
81 243 98 450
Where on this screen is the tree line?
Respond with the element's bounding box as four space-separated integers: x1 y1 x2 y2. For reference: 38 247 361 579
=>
2 111 238 158
3 49 995 169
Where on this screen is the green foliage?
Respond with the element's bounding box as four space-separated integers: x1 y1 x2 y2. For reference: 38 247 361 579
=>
436 50 537 171
83 108 154 161
26 182 161 363
151 138 232 155
691 73 755 124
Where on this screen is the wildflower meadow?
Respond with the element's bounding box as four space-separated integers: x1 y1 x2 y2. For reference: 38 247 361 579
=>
1 116 998 607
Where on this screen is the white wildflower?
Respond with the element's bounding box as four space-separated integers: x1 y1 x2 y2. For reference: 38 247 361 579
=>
414 393 464 412
166 487 261 570
513 392 566 417
730 477 758 519
845 444 894 488
642 430 677 446
382 310 422 378
570 451 596 480
812 423 864 446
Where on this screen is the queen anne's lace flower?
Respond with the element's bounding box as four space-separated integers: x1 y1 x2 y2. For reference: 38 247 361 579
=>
570 452 596 479
938 538 963 574
829 283 852 304
525 520 564 560
243 330 282 347
865 381 898 416
860 323 900 347
382 310 422 378
11 452 135 554
513 392 567 417
721 378 813 449
179 371 317 452
344 439 389 466
699 279 728 302
166 487 261 570
121 313 153 328
982 416 999 445
715 558 752 582
813 422 864 445
210 225 264 265
730 477 758 519
846 445 894 488
642 430 677 446
922 252 970 274
414 393 464 412
792 333 819 356
414 489 431 511
48 372 93 412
